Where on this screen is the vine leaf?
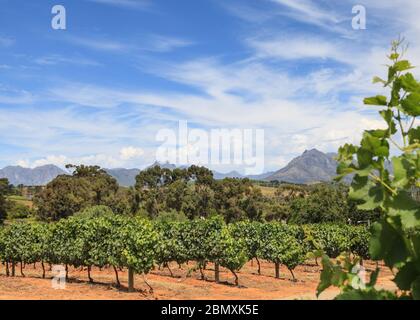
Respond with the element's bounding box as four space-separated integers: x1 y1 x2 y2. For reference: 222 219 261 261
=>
394 262 419 291
369 220 409 267
387 191 420 229
364 95 388 106
412 277 420 300
401 92 420 117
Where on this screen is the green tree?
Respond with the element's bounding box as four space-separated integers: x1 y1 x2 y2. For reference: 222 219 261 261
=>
6 202 33 219
34 175 93 221
66 164 119 205
288 183 349 224
0 178 10 223
35 165 120 221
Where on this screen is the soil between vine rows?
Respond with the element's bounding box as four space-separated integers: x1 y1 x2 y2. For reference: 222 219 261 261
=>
0 260 396 300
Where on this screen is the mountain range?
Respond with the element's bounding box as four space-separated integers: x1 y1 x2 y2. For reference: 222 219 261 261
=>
265 149 338 184
0 164 67 186
0 149 340 186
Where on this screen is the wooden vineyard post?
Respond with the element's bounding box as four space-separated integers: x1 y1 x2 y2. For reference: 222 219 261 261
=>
128 268 135 292
275 262 280 279
214 262 220 283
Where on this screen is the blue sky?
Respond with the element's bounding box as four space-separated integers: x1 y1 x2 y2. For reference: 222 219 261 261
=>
1 0 419 172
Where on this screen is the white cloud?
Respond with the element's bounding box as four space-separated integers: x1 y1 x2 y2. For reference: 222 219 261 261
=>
248 35 344 61
119 146 144 160
17 147 147 169
16 160 30 168
32 155 68 168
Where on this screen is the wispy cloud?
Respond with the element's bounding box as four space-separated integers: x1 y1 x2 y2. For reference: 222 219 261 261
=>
34 54 101 66
0 87 35 105
145 35 194 53
64 35 129 52
221 2 276 23
247 35 344 62
0 36 15 47
86 0 151 10
270 0 341 25
62 34 193 54
271 0 343 29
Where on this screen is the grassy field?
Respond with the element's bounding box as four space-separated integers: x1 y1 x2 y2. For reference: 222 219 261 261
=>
7 195 33 208
258 186 277 197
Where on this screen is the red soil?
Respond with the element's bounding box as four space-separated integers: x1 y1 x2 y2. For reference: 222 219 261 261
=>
0 260 396 300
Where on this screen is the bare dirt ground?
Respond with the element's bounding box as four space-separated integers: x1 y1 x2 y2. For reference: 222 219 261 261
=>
0 260 396 300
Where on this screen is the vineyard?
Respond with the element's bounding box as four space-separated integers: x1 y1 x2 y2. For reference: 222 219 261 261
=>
0 211 370 292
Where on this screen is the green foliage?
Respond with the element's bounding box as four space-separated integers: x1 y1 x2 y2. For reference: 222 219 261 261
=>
304 224 350 258
75 205 114 218
287 183 379 224
213 179 264 222
0 178 12 223
6 202 33 219
134 165 265 222
288 184 348 224
154 220 190 271
0 223 50 267
115 217 159 274
34 165 121 221
0 216 370 287
318 38 420 300
0 214 159 281
34 175 94 221
317 254 397 300
230 221 262 262
304 224 370 260
258 223 307 280
203 217 248 278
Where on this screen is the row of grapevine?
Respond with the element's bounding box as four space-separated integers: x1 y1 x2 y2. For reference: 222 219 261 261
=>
0 213 159 291
0 213 370 289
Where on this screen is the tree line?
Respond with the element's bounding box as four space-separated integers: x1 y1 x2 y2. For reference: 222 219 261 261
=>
6 164 377 225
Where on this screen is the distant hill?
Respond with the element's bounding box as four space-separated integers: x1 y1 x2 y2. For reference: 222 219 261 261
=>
265 149 338 184
105 168 141 187
212 170 244 180
146 161 178 170
0 165 67 186
212 170 275 180
247 171 277 181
